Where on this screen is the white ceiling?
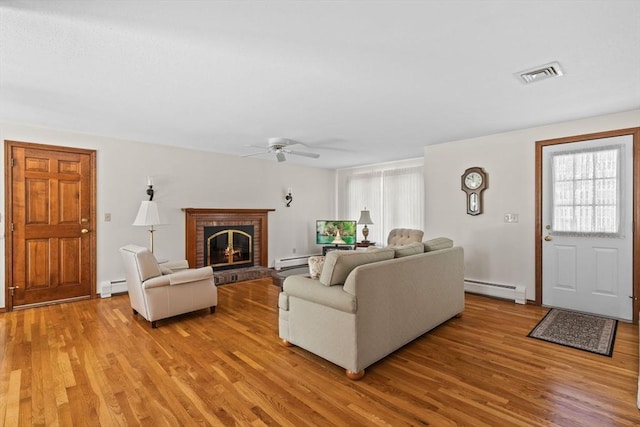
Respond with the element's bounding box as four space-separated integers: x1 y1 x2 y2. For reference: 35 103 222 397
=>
1 1 639 169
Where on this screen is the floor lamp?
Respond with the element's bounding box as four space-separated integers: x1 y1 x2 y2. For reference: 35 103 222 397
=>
133 200 161 253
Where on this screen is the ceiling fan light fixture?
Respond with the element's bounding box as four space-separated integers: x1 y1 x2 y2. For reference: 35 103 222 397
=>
268 137 288 147
243 137 320 162
516 61 564 84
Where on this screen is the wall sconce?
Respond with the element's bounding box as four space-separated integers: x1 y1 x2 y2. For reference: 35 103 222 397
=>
146 176 155 201
133 177 162 252
285 187 293 207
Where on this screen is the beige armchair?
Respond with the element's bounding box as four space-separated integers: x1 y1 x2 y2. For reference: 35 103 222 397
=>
119 244 217 328
387 228 424 246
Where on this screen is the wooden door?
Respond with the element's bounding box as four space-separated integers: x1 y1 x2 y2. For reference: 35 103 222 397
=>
5 141 96 309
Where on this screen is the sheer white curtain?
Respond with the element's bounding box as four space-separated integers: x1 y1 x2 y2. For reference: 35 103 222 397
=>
339 170 383 243
337 159 424 245
551 145 622 236
382 167 424 240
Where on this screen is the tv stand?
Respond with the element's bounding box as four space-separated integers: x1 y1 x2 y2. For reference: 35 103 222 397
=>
322 244 354 255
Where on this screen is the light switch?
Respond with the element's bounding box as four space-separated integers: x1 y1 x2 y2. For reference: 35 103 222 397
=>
504 213 519 223
105 213 111 222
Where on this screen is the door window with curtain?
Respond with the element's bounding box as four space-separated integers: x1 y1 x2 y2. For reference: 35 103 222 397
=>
337 160 424 245
551 145 624 237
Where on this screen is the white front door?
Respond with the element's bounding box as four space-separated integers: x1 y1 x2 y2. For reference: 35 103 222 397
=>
542 135 634 320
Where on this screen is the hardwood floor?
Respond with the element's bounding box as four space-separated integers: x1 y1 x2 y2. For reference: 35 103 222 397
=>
0 278 638 426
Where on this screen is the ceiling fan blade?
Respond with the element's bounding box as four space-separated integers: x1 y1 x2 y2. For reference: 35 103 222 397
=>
288 150 320 159
241 151 268 158
283 138 306 147
276 152 286 162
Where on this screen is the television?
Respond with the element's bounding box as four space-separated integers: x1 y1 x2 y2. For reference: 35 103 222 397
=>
316 220 357 245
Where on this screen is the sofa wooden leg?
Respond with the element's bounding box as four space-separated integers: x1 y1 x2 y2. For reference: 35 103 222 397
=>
346 369 365 380
132 308 138 315
210 306 216 314
151 321 158 328
454 312 463 318
280 338 294 347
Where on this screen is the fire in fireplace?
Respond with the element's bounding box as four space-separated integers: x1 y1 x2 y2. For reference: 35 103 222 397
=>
204 225 254 270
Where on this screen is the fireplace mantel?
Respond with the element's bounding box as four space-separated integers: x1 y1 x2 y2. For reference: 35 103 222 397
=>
182 208 275 269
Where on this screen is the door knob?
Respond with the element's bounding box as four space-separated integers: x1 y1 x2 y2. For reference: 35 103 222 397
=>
81 228 89 234
544 235 552 241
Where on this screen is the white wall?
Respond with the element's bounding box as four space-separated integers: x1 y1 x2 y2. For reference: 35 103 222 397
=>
0 122 335 308
424 109 640 301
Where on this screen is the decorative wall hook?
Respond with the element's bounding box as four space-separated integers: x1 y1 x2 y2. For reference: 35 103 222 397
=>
285 188 293 207
146 176 155 201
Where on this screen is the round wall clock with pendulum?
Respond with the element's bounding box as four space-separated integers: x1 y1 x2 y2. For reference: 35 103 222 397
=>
461 167 488 215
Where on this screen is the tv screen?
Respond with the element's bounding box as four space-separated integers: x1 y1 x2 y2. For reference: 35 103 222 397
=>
316 220 357 245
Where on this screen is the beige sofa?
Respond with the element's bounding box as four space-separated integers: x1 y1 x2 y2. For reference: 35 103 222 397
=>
278 239 464 379
120 244 218 328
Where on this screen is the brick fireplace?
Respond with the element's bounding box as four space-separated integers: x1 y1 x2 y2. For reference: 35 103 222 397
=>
182 208 274 273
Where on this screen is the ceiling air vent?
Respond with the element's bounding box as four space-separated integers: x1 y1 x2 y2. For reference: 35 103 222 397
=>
517 61 564 84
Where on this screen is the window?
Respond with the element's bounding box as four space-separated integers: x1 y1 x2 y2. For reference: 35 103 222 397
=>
551 145 622 236
337 159 424 244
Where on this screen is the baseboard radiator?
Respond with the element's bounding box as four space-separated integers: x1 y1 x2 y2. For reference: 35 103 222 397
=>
100 279 127 298
274 254 319 271
464 279 526 305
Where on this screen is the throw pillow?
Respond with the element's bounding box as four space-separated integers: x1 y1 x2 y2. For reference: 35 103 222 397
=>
423 237 453 252
394 241 425 258
319 247 395 286
308 256 325 279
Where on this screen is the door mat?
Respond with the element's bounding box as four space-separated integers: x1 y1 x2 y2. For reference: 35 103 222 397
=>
527 308 617 357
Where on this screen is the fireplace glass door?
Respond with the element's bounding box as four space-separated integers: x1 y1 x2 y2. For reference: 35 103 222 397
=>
205 226 253 269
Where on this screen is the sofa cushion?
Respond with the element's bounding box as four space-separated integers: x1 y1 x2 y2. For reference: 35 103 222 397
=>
394 241 425 258
308 256 325 279
423 237 454 252
319 247 395 286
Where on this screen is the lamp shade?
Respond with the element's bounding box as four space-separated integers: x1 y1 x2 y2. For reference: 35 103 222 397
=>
133 201 161 226
357 209 373 225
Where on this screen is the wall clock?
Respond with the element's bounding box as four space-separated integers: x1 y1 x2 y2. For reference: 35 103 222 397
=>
461 167 488 215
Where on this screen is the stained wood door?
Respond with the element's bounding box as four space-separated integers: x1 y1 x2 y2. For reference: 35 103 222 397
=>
5 141 96 309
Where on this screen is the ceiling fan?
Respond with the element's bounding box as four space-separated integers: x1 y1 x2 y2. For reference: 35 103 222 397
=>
243 137 320 162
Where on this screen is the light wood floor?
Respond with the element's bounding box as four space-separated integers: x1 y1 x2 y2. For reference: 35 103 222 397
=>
0 278 638 426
